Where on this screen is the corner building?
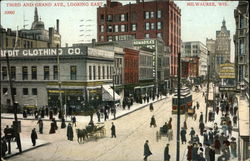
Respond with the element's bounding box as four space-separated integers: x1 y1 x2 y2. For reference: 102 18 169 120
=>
97 0 181 80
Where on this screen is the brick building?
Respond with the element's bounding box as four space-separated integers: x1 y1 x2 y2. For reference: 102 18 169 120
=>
97 0 181 79
181 57 199 80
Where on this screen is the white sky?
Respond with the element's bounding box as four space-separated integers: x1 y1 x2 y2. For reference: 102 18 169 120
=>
1 0 238 61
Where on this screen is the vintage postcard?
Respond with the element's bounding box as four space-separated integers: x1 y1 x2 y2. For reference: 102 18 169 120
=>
1 0 249 161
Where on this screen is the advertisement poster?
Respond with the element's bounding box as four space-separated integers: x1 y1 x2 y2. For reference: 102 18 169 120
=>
1 0 249 161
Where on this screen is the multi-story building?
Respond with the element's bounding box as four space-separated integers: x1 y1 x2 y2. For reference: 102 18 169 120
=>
97 0 181 80
181 41 208 80
206 38 217 79
0 46 115 112
181 56 199 80
214 19 231 74
234 1 249 161
0 7 61 49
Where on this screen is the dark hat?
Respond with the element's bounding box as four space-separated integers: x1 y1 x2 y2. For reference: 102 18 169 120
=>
231 137 236 140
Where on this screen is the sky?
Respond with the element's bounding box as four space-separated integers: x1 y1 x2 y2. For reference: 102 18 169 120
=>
1 0 239 62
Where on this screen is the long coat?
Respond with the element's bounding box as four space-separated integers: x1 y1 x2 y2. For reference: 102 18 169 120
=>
67 124 73 141
164 146 170 161
187 145 193 160
111 125 116 136
144 143 152 157
49 122 56 134
209 148 215 161
31 129 38 145
181 129 187 142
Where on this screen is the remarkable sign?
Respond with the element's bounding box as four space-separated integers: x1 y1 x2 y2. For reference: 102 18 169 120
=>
0 47 87 58
219 63 235 79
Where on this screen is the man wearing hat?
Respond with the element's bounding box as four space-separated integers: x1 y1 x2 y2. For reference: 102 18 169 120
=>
180 127 187 144
230 137 237 158
190 127 196 141
205 144 211 161
164 143 170 161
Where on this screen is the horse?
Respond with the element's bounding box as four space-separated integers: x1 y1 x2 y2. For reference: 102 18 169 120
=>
76 129 88 143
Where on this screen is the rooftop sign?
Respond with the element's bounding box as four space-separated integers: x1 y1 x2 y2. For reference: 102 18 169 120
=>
0 47 87 58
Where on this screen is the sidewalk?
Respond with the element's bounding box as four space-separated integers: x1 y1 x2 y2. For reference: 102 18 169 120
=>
2 137 50 160
2 95 169 124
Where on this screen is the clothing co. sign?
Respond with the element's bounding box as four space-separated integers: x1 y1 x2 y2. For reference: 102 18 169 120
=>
1 47 87 57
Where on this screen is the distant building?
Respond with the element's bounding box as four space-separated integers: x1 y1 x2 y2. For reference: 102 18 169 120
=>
181 41 208 80
206 38 216 75
181 56 199 80
214 19 231 74
97 0 181 80
234 1 249 161
0 7 61 49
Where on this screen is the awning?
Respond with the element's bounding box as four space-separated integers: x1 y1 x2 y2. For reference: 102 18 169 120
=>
102 85 121 101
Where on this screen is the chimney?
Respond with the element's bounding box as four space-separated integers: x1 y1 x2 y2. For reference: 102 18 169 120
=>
49 27 54 46
107 0 111 7
136 0 140 3
56 19 59 34
92 39 96 47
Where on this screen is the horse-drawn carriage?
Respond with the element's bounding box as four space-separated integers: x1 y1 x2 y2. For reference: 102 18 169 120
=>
76 123 106 143
156 123 168 142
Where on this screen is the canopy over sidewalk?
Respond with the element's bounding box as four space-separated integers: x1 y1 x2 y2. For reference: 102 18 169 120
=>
102 85 121 101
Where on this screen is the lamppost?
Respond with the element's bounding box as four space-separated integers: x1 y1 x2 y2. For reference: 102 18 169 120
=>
56 44 63 119
205 51 210 123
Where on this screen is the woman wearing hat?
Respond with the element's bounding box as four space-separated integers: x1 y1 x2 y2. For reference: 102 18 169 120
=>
164 144 170 161
230 137 237 158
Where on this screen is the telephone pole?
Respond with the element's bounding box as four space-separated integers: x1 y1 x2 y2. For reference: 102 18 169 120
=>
176 52 181 161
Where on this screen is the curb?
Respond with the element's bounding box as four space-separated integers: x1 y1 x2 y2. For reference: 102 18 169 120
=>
3 142 51 159
112 97 167 120
1 117 71 122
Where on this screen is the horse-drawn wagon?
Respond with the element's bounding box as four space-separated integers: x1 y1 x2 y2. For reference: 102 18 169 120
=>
76 123 106 143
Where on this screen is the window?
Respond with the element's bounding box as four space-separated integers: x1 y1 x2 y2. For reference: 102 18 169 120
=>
31 66 37 80
132 24 137 31
32 88 37 95
145 12 150 19
6 38 8 47
108 36 112 42
239 15 244 28
2 66 7 80
22 66 28 80
107 15 112 22
12 88 16 95
239 39 244 55
70 66 77 80
151 23 155 30
157 10 162 18
98 66 101 79
121 25 125 32
100 14 104 20
12 39 15 48
102 66 105 79
3 88 8 94
100 25 104 32
108 25 113 32
110 66 112 78
145 23 150 30
89 66 92 80
23 88 28 95
53 65 58 80
93 66 96 80
121 14 125 21
44 66 49 80
107 66 109 79
100 36 104 41
150 11 154 18
145 33 150 39
115 25 119 32
157 33 162 38
157 22 162 30
10 66 16 80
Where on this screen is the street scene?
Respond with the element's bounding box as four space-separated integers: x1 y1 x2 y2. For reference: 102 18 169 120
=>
1 0 249 161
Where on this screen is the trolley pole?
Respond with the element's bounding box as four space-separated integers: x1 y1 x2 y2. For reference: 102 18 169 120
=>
176 52 181 161
205 52 210 123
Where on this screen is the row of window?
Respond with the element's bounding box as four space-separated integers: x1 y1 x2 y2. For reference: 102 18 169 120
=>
88 65 113 80
2 87 37 96
5 38 35 49
145 22 162 30
100 10 162 22
1 65 77 81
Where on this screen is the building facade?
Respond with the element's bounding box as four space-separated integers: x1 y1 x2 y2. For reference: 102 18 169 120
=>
181 41 208 79
181 56 199 79
206 38 217 80
214 19 231 74
0 47 115 112
0 7 61 49
97 0 181 77
234 1 249 161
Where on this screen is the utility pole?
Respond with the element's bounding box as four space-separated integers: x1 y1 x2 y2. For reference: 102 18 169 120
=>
176 52 181 161
57 44 63 118
205 52 210 123
113 71 115 108
5 49 22 153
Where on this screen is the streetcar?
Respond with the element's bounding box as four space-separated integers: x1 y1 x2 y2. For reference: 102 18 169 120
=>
172 86 192 114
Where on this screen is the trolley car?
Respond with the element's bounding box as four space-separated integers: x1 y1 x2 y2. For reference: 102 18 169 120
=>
172 87 192 114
